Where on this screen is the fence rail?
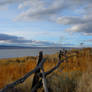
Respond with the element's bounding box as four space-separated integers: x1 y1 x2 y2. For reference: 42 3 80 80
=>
0 50 77 92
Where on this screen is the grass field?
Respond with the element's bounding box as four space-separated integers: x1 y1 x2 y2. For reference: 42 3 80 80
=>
0 48 92 92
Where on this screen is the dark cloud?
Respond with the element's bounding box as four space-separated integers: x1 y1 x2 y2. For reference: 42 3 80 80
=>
56 16 85 25
0 34 62 47
57 15 92 35
0 34 32 44
66 21 92 35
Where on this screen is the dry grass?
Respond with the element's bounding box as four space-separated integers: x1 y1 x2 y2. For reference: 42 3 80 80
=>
76 72 92 92
0 48 92 92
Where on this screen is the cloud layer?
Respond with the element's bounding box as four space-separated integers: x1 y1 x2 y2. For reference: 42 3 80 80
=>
0 34 62 47
13 0 92 35
0 0 92 42
15 0 84 21
0 34 33 44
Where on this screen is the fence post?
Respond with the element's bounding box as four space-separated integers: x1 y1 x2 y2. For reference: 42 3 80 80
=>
59 50 62 60
41 67 49 92
31 51 43 92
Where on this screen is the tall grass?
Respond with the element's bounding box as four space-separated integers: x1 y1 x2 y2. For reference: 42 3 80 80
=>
0 48 92 92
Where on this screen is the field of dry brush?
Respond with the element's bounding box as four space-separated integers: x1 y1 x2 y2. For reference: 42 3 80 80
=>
0 48 92 92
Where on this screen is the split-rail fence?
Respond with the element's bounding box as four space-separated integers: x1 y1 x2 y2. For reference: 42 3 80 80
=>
0 50 77 92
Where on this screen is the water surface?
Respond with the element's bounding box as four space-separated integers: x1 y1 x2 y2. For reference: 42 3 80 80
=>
0 48 62 59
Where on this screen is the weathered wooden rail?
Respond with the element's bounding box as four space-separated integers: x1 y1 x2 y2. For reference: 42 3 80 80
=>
0 50 77 92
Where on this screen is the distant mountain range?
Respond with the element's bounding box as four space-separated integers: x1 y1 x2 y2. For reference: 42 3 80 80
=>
0 45 31 49
0 45 78 49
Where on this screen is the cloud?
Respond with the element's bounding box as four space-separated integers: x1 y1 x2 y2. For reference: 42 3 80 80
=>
0 0 25 5
15 0 86 21
66 22 92 34
0 0 92 35
15 0 92 35
0 34 62 47
56 16 85 25
0 0 92 21
0 33 32 44
61 15 92 35
56 10 92 35
15 0 64 21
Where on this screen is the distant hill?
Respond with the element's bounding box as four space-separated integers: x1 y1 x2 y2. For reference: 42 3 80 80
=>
0 45 76 49
0 45 32 49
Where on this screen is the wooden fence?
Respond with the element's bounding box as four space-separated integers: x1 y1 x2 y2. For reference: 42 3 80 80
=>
0 50 76 92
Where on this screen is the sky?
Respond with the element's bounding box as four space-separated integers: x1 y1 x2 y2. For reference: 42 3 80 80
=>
0 0 92 47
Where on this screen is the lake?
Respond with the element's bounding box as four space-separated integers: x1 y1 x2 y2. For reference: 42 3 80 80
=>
0 48 63 59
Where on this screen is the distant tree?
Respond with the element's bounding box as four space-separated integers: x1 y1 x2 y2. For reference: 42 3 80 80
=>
80 42 84 47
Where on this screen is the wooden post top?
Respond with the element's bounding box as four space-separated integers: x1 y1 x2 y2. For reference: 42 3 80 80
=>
59 50 62 60
37 51 43 65
39 51 43 58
